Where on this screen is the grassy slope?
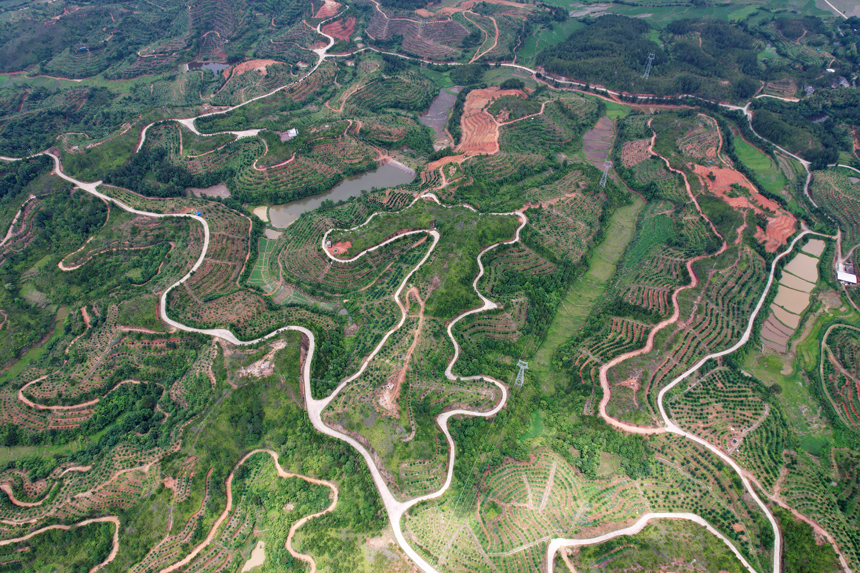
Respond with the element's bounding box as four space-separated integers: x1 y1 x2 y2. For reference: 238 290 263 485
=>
517 19 586 66
531 194 644 391
733 135 788 196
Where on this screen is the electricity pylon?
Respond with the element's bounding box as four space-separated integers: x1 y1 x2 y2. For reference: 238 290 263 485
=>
643 52 655 79
515 360 528 388
600 161 612 187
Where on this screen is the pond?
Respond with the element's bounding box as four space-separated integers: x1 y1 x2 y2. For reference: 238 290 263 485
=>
186 61 230 76
420 87 461 149
268 162 416 228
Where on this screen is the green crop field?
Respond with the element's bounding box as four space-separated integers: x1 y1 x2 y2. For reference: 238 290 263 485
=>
733 132 788 196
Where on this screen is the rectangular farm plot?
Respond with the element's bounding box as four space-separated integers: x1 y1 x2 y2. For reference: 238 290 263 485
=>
802 238 826 258
759 250 819 353
773 285 811 316
761 317 792 347
783 253 819 283
779 272 815 294
246 237 279 293
770 304 801 330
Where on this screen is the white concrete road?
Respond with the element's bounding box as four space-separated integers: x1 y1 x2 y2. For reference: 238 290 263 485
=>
5 28 856 571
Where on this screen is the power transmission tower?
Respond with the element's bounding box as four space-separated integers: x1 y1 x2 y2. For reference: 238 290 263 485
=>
515 360 528 388
600 160 612 188
643 52 655 79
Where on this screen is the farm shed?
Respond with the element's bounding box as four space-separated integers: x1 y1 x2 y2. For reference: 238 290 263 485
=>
837 270 857 284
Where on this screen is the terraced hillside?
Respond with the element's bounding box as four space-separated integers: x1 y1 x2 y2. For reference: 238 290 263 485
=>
2 3 860 573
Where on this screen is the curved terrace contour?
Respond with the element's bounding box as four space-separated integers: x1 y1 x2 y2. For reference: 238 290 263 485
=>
5 24 857 571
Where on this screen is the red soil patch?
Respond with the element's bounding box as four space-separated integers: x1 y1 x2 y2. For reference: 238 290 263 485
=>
314 0 342 19
583 116 615 167
230 59 281 77
437 0 525 14
327 240 351 256
456 87 526 156
621 138 650 168
692 164 797 252
322 16 355 41
426 154 467 171
414 8 433 17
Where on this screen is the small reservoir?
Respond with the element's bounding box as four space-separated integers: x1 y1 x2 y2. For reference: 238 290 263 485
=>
268 162 415 228
420 87 461 150
186 61 230 76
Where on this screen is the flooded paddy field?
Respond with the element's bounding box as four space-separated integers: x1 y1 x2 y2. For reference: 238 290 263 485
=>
760 246 824 353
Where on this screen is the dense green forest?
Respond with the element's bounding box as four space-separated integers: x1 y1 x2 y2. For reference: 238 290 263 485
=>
750 95 855 166
0 519 115 571
536 14 807 102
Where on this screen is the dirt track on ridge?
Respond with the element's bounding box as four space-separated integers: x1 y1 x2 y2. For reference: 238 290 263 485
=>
596 122 729 435
0 516 120 572
455 87 527 155
159 449 337 573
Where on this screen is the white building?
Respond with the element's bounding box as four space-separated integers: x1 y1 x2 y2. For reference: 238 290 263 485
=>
837 262 857 284
837 270 858 284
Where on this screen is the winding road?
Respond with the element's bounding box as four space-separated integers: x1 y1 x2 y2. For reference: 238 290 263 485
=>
0 516 120 573
37 146 775 573
2 13 857 572
31 151 517 573
159 449 338 573
548 513 758 573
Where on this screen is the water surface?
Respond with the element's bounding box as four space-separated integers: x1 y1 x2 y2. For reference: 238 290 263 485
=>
187 61 230 76
268 162 415 228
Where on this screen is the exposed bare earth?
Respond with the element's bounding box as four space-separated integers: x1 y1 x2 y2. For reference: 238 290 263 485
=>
583 116 615 169
234 59 281 77
187 183 231 198
692 164 796 252
621 138 650 168
240 540 266 572
313 0 342 19
456 87 526 155
379 287 425 416
326 240 351 257
321 17 355 40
